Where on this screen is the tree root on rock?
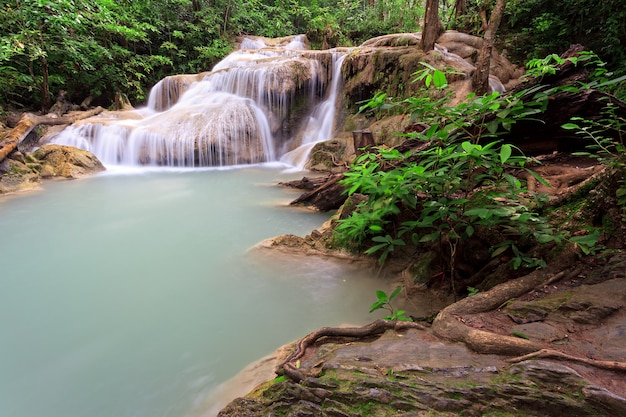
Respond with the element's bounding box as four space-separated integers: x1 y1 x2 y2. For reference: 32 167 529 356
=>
507 349 626 373
276 319 425 382
432 250 581 356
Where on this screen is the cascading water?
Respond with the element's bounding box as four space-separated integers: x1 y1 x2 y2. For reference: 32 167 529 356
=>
50 35 346 169
280 53 346 170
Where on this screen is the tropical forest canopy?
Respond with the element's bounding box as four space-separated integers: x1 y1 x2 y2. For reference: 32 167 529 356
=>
0 0 624 111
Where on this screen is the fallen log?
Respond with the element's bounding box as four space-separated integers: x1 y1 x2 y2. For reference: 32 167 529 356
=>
0 107 104 164
280 175 333 191
289 172 347 211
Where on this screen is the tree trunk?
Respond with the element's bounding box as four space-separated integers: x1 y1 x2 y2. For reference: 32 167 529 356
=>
41 55 51 111
454 0 467 22
471 0 507 95
478 0 490 33
420 0 443 51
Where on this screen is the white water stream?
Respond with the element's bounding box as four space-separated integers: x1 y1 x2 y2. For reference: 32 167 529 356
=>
0 167 382 417
50 36 346 168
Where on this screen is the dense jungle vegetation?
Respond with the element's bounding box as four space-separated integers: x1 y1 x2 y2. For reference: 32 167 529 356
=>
0 0 624 112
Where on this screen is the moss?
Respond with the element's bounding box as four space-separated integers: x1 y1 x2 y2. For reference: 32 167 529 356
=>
511 331 529 339
7 164 32 176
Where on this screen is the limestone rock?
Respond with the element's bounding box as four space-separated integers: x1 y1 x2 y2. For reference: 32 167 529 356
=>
0 153 41 194
505 278 626 326
366 115 413 147
305 138 352 173
342 31 524 113
33 144 105 178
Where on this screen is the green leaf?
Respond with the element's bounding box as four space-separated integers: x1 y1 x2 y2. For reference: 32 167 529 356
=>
500 144 512 164
461 141 474 153
487 120 499 134
419 231 441 242
389 286 403 302
561 123 580 130
503 173 521 189
433 69 447 88
525 168 552 188
369 299 386 313
569 230 600 254
491 245 510 257
365 242 390 255
534 233 555 243
464 208 491 219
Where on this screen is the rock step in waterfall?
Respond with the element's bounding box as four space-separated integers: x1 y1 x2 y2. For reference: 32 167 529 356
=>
50 35 346 168
47 32 522 169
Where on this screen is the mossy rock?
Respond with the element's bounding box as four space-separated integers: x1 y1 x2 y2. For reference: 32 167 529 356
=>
0 154 41 194
305 138 353 173
33 144 105 178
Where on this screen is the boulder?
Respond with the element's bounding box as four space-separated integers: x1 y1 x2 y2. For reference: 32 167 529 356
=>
342 31 524 112
33 144 105 178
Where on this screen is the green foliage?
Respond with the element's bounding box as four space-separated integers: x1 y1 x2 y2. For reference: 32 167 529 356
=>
334 76 571 283
365 234 406 265
467 287 479 296
369 286 411 321
562 102 626 222
0 0 427 110
503 0 626 75
356 92 395 119
511 331 529 340
412 62 461 89
272 375 287 384
524 50 615 86
336 53 625 284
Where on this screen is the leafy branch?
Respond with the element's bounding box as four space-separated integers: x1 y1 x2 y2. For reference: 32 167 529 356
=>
369 286 411 321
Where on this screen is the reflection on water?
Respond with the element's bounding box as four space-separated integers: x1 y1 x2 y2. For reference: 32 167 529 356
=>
0 167 383 417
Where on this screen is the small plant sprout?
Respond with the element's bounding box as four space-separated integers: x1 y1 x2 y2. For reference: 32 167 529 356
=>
467 287 479 296
369 286 412 321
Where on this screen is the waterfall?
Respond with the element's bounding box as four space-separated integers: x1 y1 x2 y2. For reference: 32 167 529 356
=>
280 53 346 169
50 35 344 169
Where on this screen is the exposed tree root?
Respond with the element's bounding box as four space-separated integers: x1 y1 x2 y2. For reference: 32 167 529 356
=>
432 250 581 356
277 319 425 382
507 349 626 373
289 173 347 211
0 107 104 163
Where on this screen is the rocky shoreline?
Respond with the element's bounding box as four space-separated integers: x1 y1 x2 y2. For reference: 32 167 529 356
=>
215 249 626 416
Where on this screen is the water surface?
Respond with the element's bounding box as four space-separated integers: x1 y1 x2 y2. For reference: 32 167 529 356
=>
0 167 382 417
